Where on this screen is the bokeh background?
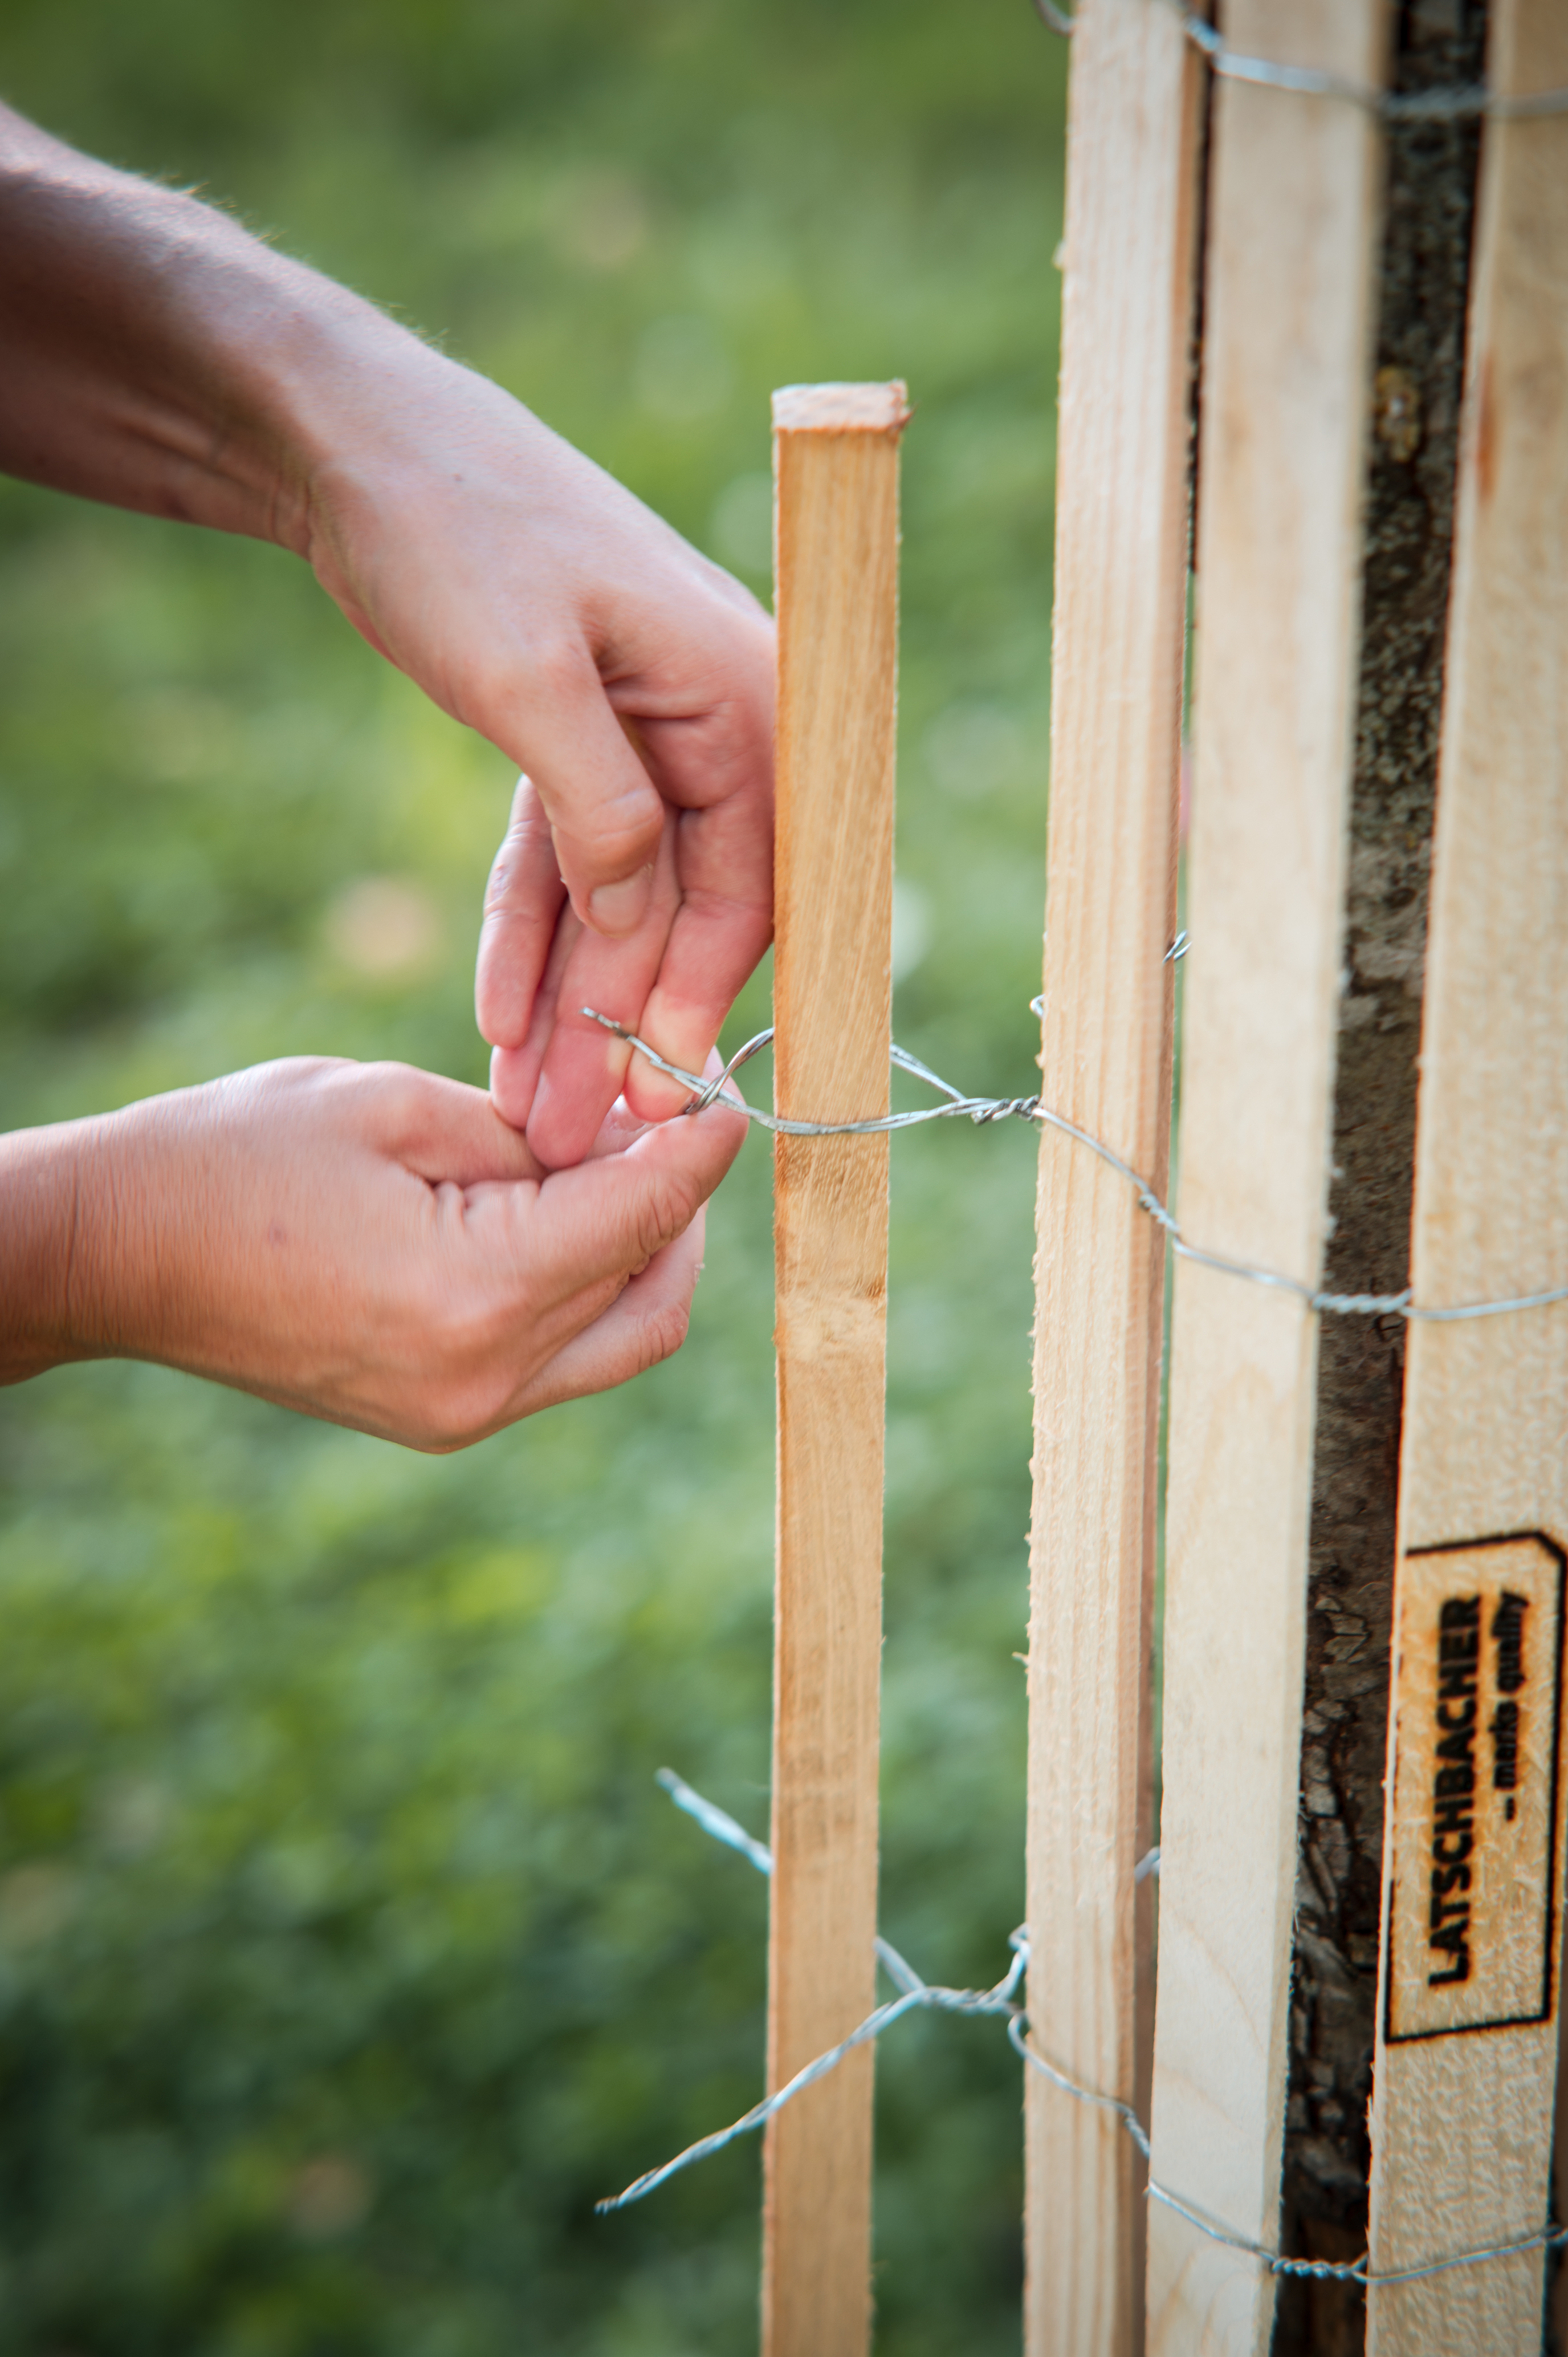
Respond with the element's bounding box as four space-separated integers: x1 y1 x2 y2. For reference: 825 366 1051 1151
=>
0 3 1066 2348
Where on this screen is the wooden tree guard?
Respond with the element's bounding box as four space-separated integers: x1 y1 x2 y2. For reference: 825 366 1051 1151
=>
1145 7 1385 2351
1365 3 1568 2344
764 381 905 2357
1273 9 1488 2328
1024 1 1199 2350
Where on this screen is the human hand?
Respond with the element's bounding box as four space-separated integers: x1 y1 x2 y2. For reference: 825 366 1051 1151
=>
0 108 774 1172
0 1058 746 1449
299 357 775 1169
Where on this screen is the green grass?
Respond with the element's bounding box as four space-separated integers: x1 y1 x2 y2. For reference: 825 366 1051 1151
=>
0 3 1066 2346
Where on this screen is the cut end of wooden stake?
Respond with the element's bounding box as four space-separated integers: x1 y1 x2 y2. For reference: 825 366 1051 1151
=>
771 380 910 435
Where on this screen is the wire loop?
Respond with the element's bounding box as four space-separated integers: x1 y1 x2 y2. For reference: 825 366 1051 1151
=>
583 1007 1568 1327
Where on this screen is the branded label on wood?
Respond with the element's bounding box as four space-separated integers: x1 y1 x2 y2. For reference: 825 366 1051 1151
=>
1385 1534 1567 2043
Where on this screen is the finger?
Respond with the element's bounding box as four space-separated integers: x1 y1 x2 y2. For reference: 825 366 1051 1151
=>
524 1091 745 1305
578 1049 733 1164
575 715 772 1124
621 795 774 1124
580 1093 651 1160
335 1062 549 1187
488 895 584 1133
491 648 667 937
474 774 568 1050
523 812 682 1170
604 637 774 1113
508 1206 709 1415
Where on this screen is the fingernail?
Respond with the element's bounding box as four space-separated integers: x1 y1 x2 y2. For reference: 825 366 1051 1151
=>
587 867 653 936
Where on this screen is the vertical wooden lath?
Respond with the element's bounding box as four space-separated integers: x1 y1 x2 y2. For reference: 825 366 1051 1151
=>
1024 0 1199 2348
1273 5 1487 2329
1366 3 1568 2346
765 379 905 2357
1146 5 1385 2351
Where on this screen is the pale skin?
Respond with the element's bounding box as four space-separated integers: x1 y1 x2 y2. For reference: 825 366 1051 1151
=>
0 1063 744 1450
0 103 772 1444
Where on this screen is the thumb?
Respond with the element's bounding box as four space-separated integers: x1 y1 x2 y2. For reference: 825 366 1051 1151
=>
500 653 667 938
527 1095 746 1295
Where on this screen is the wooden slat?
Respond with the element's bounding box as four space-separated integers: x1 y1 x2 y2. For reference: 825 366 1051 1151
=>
1365 7 1568 2344
764 380 905 2357
1144 7 1384 2351
1024 0 1199 2348
1555 1979 1568 2351
1272 9 1488 2317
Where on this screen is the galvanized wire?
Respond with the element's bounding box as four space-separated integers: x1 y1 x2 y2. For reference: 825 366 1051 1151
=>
605 1772 1568 2290
1033 0 1568 121
584 1007 1568 1326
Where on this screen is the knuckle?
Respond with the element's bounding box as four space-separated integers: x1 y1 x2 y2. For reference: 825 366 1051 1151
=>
523 632 592 705
449 633 586 736
483 849 517 910
633 1174 697 1265
409 1413 475 1457
230 1054 341 1108
483 795 550 913
413 1412 484 1456
551 792 662 880
364 1062 434 1135
637 1301 691 1372
406 1347 514 1454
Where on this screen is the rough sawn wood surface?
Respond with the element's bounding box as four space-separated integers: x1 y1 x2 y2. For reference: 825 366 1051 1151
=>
1273 5 1488 2350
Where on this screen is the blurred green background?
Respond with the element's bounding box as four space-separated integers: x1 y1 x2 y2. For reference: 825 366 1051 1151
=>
0 2 1065 2348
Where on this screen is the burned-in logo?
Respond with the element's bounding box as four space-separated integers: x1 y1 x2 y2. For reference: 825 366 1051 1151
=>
1490 1590 1529 1816
1427 1595 1479 1988
1385 1534 1566 2043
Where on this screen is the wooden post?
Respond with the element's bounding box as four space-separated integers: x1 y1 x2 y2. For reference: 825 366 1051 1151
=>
1145 8 1385 2353
764 380 905 2357
1365 6 1568 2346
1556 1979 1568 2350
1024 1 1199 2350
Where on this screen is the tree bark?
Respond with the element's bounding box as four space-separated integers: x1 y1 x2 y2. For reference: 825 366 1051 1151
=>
1272 6 1488 2351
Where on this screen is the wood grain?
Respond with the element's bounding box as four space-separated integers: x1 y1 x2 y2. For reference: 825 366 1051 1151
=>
1365 8 1568 2343
1144 7 1384 2351
1024 2 1199 2350
1555 1962 1568 2351
764 381 906 2357
1272 14 1488 2330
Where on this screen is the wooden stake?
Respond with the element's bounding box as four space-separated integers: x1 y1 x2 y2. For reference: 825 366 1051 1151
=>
764 380 905 2357
1024 1 1199 2349
1144 9 1384 2351
1365 7 1568 2344
1555 1987 1568 2352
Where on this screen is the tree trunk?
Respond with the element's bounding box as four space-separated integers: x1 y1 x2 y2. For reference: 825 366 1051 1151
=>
1272 6 1488 2351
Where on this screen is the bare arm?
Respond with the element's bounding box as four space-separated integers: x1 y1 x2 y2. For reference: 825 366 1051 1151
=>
0 104 775 1166
0 1060 746 1448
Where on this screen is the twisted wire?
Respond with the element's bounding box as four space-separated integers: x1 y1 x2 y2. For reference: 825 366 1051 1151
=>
596 0 1568 2280
583 1007 1568 1327
1032 0 1568 121
605 1774 1568 2287
599 0 1568 2273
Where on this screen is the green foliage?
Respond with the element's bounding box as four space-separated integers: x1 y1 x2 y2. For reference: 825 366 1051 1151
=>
0 0 1066 2347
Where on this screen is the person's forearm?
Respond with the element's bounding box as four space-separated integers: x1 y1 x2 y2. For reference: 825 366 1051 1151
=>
0 1061 742 1444
0 102 451 554
0 1114 103 1383
0 104 779 1168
